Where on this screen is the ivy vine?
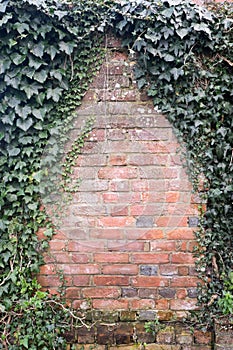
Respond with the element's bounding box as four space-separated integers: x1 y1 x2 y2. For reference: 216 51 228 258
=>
0 0 232 348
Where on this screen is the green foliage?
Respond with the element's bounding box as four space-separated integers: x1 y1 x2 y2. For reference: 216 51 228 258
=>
218 271 233 315
144 316 164 336
0 0 232 346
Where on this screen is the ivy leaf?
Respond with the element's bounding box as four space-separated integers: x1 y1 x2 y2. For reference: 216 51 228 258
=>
45 46 58 60
58 41 76 55
8 148 20 156
0 1 8 13
0 13 12 25
176 28 189 39
32 108 46 120
34 70 47 83
16 118 33 131
54 10 67 20
31 42 44 58
47 87 63 102
22 83 40 99
28 55 43 69
193 23 211 37
19 336 29 349
164 54 174 62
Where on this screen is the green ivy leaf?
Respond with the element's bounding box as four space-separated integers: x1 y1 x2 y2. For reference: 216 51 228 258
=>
0 1 8 14
33 70 47 83
16 118 33 131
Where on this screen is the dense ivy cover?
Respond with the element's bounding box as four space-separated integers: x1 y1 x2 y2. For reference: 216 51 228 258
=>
0 0 232 348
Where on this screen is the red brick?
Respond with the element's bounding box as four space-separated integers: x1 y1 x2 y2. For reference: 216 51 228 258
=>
141 229 164 240
155 216 188 227
94 253 129 263
130 299 155 310
178 266 189 276
131 253 169 264
170 299 198 310
71 253 90 264
170 277 198 287
66 287 81 298
102 264 138 275
102 193 119 202
131 277 169 287
155 299 169 310
166 192 180 203
62 264 100 275
90 228 124 240
160 265 178 276
73 275 90 286
39 264 56 275
150 241 176 252
67 241 106 252
109 154 127 166
98 216 135 227
110 206 129 216
37 275 61 287
194 330 212 345
49 240 66 251
130 204 162 216
107 241 145 251
109 179 130 191
93 299 129 310
93 276 129 286
177 289 187 299
157 310 175 321
82 287 121 299
166 228 195 240
131 180 149 192
171 253 196 264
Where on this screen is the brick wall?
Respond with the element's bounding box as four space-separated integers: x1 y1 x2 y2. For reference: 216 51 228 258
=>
38 36 212 348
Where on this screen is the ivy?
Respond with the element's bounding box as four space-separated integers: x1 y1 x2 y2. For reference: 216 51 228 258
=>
0 0 233 347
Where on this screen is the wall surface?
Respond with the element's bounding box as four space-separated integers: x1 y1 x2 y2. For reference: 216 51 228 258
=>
38 36 212 348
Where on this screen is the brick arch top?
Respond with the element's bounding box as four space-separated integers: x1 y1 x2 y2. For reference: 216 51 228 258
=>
38 36 200 321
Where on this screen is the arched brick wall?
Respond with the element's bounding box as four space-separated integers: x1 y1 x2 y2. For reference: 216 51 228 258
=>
38 37 212 348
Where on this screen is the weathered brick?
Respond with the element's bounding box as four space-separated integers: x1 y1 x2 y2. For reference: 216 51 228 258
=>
122 288 138 298
94 253 129 263
131 253 169 264
151 241 176 252
140 265 158 276
96 325 114 345
73 275 90 286
170 277 198 287
156 326 176 344
90 228 124 240
62 264 100 275
166 228 195 240
102 264 138 275
130 299 155 310
120 310 137 321
156 299 169 310
98 167 138 179
158 288 176 299
171 253 195 264
194 330 212 345
109 154 127 166
93 276 129 286
93 299 129 310
170 299 198 311
82 287 121 299
131 276 169 287
136 216 154 228
138 310 157 321
98 216 135 227
138 288 157 299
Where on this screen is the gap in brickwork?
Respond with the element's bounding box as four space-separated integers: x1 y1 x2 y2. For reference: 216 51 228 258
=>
38 35 211 348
